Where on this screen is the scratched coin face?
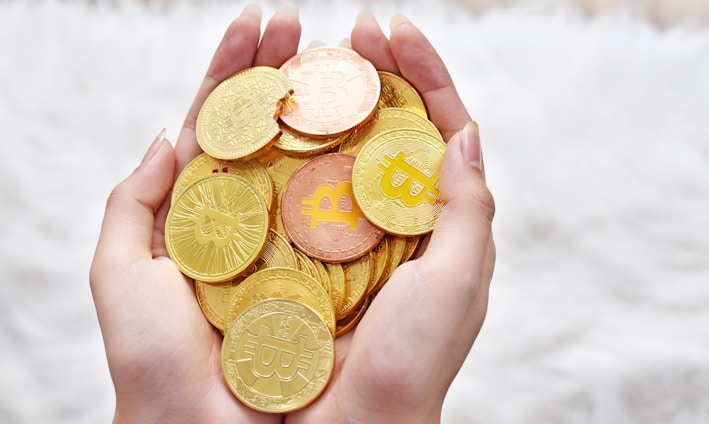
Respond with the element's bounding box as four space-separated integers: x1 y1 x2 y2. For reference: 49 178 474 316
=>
197 66 292 159
222 298 334 413
279 46 380 138
281 153 385 262
352 129 446 236
165 174 270 282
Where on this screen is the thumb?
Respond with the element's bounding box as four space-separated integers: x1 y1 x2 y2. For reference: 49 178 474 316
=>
418 122 495 285
92 130 176 274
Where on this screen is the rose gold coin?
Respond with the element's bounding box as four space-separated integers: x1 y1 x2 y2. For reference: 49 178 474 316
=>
281 153 384 263
279 46 380 138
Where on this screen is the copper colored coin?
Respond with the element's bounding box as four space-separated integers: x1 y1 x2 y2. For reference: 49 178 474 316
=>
281 153 384 263
279 46 380 138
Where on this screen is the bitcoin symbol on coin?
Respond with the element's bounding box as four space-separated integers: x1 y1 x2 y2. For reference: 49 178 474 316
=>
377 151 439 207
301 182 364 229
193 204 243 248
244 324 314 380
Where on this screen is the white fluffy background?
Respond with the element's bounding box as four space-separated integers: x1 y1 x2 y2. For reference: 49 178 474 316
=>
1 0 708 422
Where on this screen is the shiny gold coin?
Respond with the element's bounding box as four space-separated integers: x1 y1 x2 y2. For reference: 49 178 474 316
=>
222 298 334 413
336 297 369 337
352 129 446 235
165 174 269 283
324 262 346 314
293 248 319 279
196 66 292 160
194 229 297 331
261 152 310 240
378 71 427 117
339 107 441 155
225 267 336 335
279 46 380 138
275 123 349 156
311 258 332 296
367 236 389 296
401 235 422 264
370 234 406 295
337 252 372 320
172 153 273 210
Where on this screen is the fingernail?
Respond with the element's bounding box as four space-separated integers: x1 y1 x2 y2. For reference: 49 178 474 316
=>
390 13 411 31
356 10 376 25
277 3 299 19
460 121 482 170
142 128 166 165
241 4 262 21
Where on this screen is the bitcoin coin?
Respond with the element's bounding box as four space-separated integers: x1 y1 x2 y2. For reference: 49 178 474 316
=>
367 237 389 295
377 71 427 117
222 298 334 413
338 252 372 319
336 297 369 337
370 234 406 295
400 235 421 263
225 267 336 335
172 153 273 210
274 123 349 156
352 129 445 235
324 262 346 314
281 153 384 262
339 107 441 155
165 174 269 282
197 66 292 159
262 152 310 240
279 46 380 137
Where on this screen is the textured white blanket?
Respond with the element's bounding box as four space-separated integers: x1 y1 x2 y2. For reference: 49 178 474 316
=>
2 0 708 422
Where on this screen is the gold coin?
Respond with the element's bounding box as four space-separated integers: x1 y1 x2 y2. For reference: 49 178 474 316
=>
293 248 319 279
336 297 369 337
400 235 421 264
262 152 310 241
196 66 292 160
352 129 445 235
165 174 269 283
324 262 346 314
279 46 380 138
172 153 273 210
225 267 336 335
367 237 389 296
195 229 297 332
378 71 427 117
339 107 441 155
311 258 332 296
338 252 372 320
222 298 334 413
370 234 406 295
275 123 348 156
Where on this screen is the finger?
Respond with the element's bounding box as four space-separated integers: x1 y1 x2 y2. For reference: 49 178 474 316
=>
339 37 352 49
175 5 263 170
389 14 471 141
91 131 176 275
254 3 301 67
351 10 399 73
418 122 494 293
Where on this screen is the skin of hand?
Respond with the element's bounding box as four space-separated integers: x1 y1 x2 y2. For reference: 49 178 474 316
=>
89 4 494 424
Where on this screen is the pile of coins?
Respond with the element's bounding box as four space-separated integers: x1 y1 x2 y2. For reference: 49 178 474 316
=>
164 46 446 413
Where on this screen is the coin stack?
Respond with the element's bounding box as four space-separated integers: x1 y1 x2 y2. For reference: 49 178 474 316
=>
164 46 446 413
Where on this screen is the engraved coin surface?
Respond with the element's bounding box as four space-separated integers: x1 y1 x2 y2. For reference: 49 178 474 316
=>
165 174 269 282
338 252 372 319
225 267 336 335
222 299 334 413
275 124 348 156
377 71 427 117
352 129 445 235
172 153 273 210
279 46 380 137
339 107 441 155
281 153 384 262
197 66 292 159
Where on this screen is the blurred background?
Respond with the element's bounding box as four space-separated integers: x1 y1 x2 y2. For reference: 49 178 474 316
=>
1 0 708 422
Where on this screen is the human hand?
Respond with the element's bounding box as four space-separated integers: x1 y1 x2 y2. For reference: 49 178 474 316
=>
89 5 301 423
283 12 495 424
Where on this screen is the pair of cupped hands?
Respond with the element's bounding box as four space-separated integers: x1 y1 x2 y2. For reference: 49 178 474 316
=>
89 4 495 423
